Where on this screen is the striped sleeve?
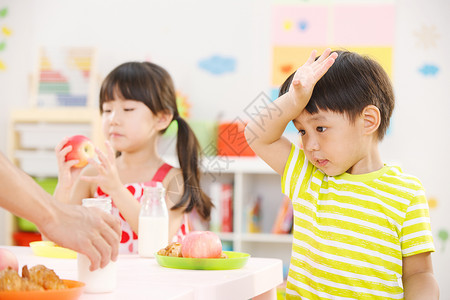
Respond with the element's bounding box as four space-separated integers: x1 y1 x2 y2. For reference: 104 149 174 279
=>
400 188 435 256
281 143 304 199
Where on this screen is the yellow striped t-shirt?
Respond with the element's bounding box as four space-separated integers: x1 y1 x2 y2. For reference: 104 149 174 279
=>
281 144 434 300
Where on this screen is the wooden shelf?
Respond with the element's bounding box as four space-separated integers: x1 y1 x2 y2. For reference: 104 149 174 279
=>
9 107 101 123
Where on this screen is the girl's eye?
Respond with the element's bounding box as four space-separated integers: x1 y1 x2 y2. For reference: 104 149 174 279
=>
316 126 327 133
102 109 111 113
124 108 135 112
298 129 306 136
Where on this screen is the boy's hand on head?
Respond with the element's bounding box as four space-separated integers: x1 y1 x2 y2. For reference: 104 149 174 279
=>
289 48 338 108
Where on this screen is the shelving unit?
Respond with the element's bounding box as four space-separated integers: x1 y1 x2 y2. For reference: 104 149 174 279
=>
4 107 103 246
187 155 293 269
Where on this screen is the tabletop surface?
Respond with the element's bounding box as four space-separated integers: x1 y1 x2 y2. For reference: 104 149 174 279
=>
3 246 283 300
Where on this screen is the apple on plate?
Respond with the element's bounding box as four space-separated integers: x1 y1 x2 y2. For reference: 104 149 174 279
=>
0 248 19 271
181 231 223 258
64 135 95 168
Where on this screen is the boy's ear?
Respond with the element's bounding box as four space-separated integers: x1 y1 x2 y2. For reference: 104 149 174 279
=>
155 111 174 131
362 105 381 136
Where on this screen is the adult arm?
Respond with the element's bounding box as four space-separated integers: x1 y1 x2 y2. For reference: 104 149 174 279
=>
0 152 120 271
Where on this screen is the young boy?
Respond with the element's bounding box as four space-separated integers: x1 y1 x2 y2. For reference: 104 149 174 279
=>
245 49 439 299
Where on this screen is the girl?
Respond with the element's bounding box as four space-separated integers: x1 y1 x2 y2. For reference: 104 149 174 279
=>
55 62 212 254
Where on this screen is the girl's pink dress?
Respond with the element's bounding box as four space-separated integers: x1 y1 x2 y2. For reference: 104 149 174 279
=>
94 163 189 254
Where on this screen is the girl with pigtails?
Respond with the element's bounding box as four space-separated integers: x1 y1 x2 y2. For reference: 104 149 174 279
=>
54 62 212 254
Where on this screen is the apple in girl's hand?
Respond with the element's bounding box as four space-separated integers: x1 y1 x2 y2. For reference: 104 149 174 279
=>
0 248 19 271
64 135 95 168
181 231 223 258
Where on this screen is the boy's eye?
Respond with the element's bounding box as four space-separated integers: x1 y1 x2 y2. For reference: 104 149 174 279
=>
102 108 111 113
298 129 306 136
316 126 326 133
124 108 135 112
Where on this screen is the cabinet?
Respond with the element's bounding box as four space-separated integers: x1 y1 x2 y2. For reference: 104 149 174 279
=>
4 108 103 245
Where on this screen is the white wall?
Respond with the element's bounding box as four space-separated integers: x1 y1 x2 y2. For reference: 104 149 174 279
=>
0 0 449 296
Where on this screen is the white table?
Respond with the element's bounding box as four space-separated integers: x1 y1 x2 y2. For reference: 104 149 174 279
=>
4 246 283 300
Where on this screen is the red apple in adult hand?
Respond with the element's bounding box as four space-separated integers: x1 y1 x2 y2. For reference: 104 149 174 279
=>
64 135 95 168
181 231 223 258
0 248 19 271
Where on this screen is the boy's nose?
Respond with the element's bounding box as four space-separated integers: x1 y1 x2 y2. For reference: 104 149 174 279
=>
303 137 319 152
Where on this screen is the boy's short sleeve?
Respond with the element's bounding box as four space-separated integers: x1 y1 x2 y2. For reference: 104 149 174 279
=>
281 143 306 200
400 188 435 257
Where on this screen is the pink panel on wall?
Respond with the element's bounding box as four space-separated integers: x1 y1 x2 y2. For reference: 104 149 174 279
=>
333 5 395 45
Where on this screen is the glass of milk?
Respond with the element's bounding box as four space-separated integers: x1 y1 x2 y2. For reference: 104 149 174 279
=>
77 198 117 293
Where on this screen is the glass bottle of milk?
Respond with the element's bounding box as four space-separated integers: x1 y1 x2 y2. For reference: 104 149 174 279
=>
77 198 117 293
138 182 169 257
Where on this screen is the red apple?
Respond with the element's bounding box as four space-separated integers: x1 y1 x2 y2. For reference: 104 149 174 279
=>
0 248 19 272
64 135 95 168
181 231 222 258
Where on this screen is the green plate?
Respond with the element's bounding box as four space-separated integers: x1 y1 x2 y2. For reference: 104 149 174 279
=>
155 251 250 270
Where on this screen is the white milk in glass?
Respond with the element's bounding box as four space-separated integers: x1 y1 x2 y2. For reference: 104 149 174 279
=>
78 198 117 293
138 216 169 257
77 254 117 293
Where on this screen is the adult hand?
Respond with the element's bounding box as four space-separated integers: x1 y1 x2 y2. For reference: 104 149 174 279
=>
39 200 121 271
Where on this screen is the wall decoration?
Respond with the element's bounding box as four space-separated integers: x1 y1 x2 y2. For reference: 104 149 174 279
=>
428 196 438 209
198 55 236 75
0 6 9 71
176 91 191 119
0 7 7 18
271 1 395 134
418 64 439 76
32 47 96 107
1 25 11 36
414 24 440 49
272 46 393 87
438 229 448 252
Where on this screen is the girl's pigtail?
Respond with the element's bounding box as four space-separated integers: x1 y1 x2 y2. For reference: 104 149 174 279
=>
172 117 212 220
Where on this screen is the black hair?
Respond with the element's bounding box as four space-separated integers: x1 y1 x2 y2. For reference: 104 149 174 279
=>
100 62 212 219
279 50 395 140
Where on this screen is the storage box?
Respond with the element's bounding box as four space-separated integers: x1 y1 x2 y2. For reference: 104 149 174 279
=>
12 232 42 246
15 123 91 149
217 122 255 157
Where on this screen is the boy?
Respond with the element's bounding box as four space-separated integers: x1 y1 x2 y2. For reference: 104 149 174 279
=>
245 49 439 299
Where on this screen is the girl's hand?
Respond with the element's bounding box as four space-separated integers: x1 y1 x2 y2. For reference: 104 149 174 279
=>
55 137 83 191
288 48 338 108
80 141 122 196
